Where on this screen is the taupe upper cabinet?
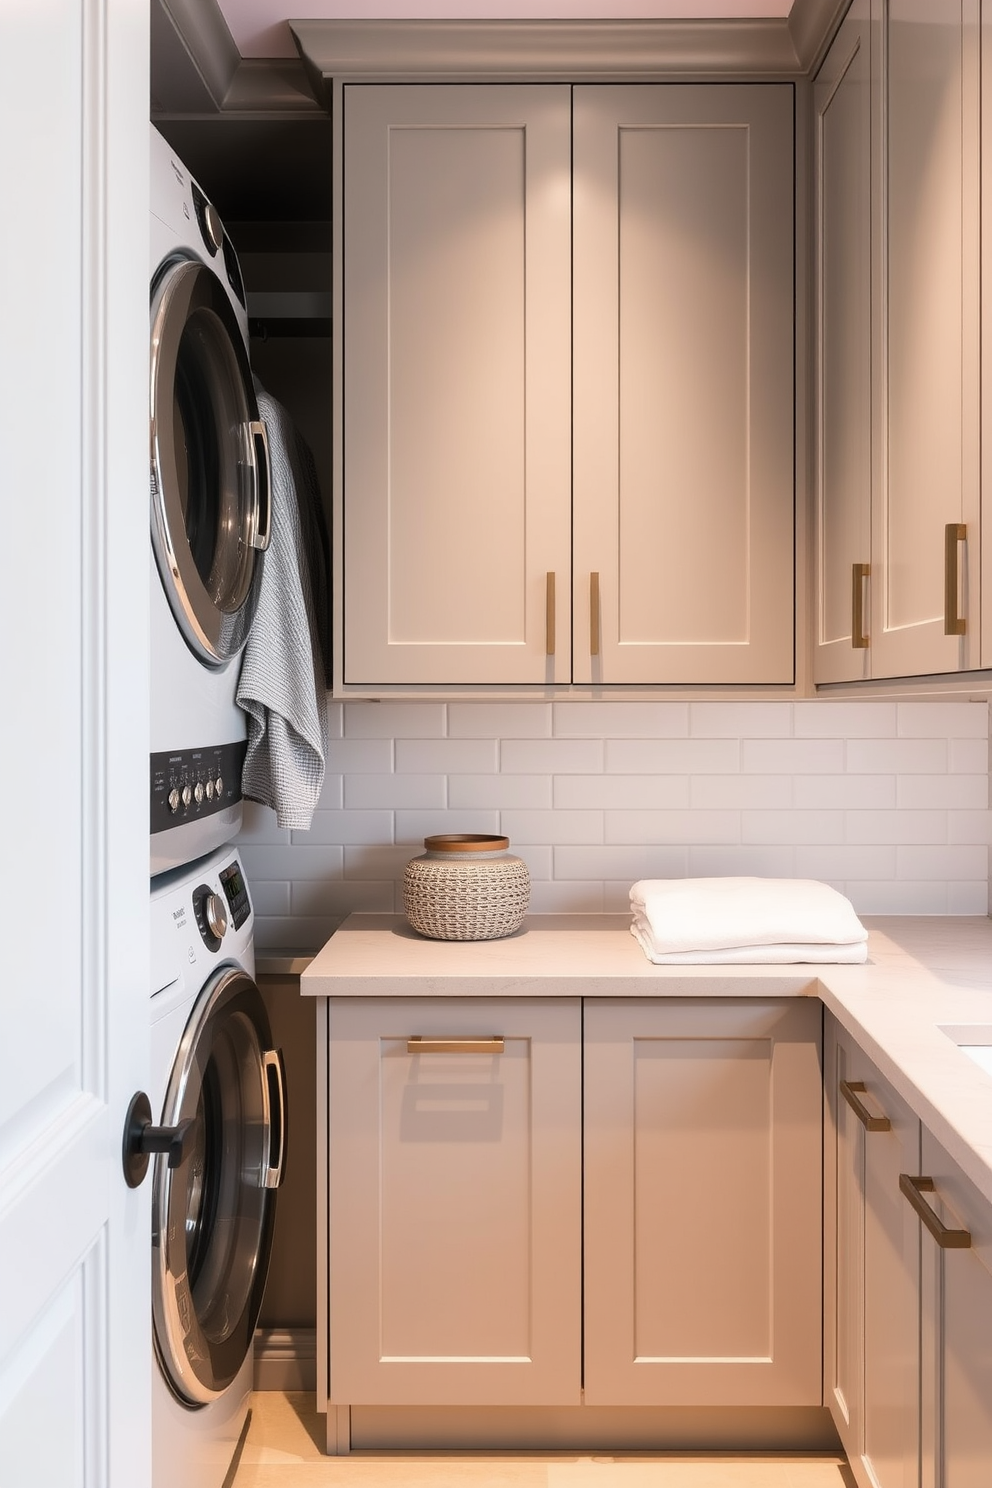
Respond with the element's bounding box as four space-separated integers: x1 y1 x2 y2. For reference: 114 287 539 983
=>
341 83 795 690
814 0 981 684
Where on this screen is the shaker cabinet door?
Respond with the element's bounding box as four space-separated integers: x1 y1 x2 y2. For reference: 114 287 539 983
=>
341 85 572 686
812 2 872 685
326 997 582 1406
583 998 822 1407
572 85 795 685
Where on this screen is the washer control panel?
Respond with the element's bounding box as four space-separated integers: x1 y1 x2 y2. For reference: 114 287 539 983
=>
150 740 246 838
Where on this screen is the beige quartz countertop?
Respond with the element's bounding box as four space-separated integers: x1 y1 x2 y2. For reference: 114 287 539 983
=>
301 911 992 1208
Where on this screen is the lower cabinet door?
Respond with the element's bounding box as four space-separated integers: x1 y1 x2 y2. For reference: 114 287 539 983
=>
582 998 823 1406
327 996 582 1407
916 1128 992 1488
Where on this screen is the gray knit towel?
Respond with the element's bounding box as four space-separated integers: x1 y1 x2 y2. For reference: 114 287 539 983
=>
236 387 328 829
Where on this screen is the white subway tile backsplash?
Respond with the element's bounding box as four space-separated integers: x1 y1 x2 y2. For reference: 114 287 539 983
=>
448 702 552 737
606 809 740 845
344 702 446 737
607 738 740 773
500 739 605 773
237 698 990 953
847 738 948 774
690 702 793 737
947 881 990 913
743 739 846 773
396 738 498 774
555 774 690 809
947 810 992 844
896 845 988 880
327 738 393 774
897 774 988 809
795 775 896 809
395 809 500 844
845 811 947 846
897 701 989 737
687 845 797 878
555 701 689 737
950 738 989 774
528 880 607 912
793 701 898 737
742 811 844 845
502 809 604 844
449 774 552 809
344 774 446 809
555 844 690 880
305 809 393 845
691 775 792 809
795 845 897 880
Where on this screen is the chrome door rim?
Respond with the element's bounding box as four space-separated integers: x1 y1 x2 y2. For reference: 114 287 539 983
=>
149 256 263 667
152 965 277 1406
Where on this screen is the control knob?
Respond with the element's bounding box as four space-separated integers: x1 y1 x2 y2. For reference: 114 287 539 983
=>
204 891 228 941
181 783 193 808
194 780 205 805
168 787 181 814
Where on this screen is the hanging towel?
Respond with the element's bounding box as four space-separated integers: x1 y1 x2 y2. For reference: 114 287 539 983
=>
236 386 329 830
629 876 869 965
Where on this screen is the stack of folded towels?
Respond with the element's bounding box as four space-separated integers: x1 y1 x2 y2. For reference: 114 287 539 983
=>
629 876 869 965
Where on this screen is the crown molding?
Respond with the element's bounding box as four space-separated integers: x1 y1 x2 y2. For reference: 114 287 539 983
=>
788 0 853 72
288 18 806 91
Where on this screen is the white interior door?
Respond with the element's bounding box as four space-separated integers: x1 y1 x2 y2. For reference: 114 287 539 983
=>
0 2 151 1485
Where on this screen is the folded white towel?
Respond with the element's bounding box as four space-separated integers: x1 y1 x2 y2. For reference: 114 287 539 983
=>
629 876 868 965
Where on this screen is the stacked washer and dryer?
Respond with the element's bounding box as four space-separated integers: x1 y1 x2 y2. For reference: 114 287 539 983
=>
147 123 285 1488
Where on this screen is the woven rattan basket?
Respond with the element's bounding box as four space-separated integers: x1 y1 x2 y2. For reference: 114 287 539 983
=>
403 834 531 941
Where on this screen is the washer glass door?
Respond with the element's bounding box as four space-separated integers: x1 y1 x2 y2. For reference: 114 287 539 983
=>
150 257 271 666
152 966 286 1406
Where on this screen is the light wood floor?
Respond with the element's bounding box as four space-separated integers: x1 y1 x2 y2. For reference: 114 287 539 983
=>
231 1394 855 1488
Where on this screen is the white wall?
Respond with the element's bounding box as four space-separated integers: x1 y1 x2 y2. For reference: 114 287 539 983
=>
238 698 991 951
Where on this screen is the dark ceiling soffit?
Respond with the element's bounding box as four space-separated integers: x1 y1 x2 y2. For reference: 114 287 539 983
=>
152 0 321 116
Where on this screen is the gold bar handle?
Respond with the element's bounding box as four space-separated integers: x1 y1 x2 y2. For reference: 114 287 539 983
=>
944 523 967 635
590 572 601 657
852 563 870 649
900 1174 971 1249
839 1079 890 1132
546 572 556 657
406 1036 505 1055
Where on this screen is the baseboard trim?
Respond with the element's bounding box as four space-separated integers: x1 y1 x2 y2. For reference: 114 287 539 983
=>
253 1327 317 1392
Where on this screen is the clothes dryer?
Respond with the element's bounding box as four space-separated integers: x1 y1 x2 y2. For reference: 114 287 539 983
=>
149 846 285 1488
149 124 270 875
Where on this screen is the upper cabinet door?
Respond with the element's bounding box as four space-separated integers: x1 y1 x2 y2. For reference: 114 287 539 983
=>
572 85 795 685
813 3 873 685
871 0 981 678
342 84 572 686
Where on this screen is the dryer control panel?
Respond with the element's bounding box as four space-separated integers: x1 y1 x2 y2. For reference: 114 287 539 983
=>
150 740 247 837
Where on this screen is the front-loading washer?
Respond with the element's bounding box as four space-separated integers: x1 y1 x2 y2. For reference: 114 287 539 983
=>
150 846 285 1488
149 124 271 876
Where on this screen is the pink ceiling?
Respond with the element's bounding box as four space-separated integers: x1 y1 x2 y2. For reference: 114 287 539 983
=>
216 1 793 59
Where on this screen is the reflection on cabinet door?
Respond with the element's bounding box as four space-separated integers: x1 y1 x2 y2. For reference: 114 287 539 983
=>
812 1 872 685
326 997 581 1407
583 998 821 1407
915 1128 992 1488
871 0 980 678
342 84 572 686
572 85 794 685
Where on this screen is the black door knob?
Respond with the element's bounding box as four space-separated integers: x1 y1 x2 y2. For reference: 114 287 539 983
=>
122 1091 196 1189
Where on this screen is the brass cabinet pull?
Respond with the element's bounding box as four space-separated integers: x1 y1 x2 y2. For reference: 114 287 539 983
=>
944 523 967 635
546 572 556 657
590 572 601 657
851 563 870 648
840 1078 890 1132
899 1174 971 1249
406 1036 505 1055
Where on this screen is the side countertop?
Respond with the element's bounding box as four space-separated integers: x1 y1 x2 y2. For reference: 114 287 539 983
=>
301 911 992 1209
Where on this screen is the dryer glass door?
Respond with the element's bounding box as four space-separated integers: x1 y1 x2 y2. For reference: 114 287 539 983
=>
152 966 286 1405
150 258 271 667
